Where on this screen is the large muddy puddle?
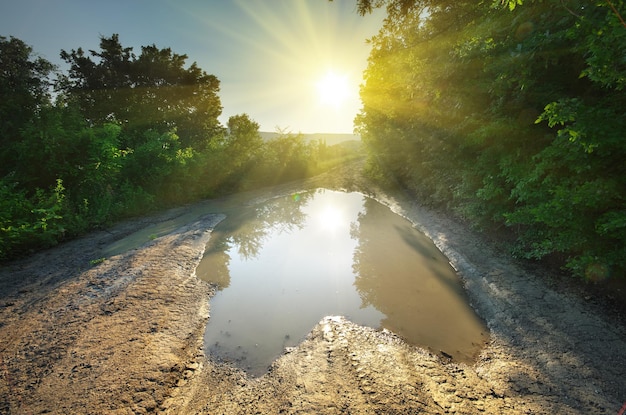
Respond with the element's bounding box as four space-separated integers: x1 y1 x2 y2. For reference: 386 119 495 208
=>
197 189 488 376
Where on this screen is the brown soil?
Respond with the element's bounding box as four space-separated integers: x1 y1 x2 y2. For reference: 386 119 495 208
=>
1 160 625 414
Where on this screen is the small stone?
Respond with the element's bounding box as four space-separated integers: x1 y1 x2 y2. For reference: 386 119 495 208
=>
185 362 199 370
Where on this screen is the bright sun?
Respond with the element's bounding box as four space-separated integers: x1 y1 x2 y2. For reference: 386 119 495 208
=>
316 71 350 109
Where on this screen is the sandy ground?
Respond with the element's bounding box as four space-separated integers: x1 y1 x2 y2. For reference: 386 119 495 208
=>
1 159 625 414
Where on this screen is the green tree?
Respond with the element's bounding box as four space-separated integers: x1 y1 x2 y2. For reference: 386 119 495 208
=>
0 36 229 260
353 0 626 278
0 178 69 260
0 36 55 177
119 128 195 203
59 34 223 149
225 114 263 169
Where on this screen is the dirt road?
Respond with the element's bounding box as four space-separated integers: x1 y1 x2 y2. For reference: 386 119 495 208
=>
1 160 625 414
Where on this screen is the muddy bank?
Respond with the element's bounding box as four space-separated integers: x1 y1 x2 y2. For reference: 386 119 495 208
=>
1 160 625 414
0 214 223 414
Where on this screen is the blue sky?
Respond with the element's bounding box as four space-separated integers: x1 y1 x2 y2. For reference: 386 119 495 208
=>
0 0 385 133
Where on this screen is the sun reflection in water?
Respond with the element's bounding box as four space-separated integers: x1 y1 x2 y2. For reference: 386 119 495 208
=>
317 205 344 233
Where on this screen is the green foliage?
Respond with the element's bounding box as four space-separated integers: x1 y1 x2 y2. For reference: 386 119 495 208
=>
356 0 626 279
0 178 68 260
0 36 55 177
500 0 523 11
59 34 223 149
113 181 155 218
89 257 106 266
248 130 310 185
221 114 264 188
575 1 626 90
506 96 625 277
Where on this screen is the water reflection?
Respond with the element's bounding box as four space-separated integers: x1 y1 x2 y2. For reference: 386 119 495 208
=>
351 198 488 363
196 192 314 289
199 189 487 376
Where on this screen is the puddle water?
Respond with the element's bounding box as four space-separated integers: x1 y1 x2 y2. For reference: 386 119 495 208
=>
198 189 488 376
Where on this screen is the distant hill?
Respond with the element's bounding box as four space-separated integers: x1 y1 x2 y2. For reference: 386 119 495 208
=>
259 132 361 146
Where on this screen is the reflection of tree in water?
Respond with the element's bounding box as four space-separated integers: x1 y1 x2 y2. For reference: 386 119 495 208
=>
350 197 389 310
199 236 232 290
350 198 489 365
199 191 314 290
350 197 454 326
231 193 312 260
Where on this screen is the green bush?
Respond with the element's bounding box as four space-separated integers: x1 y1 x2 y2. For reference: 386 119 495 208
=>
0 178 68 259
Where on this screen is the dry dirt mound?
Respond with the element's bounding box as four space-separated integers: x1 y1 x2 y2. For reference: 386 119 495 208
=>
0 215 222 414
1 160 625 414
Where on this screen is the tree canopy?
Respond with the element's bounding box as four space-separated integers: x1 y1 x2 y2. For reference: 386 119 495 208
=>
59 34 223 149
355 0 626 279
0 36 55 178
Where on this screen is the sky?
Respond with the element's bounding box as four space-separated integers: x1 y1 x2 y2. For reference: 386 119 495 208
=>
0 0 385 134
